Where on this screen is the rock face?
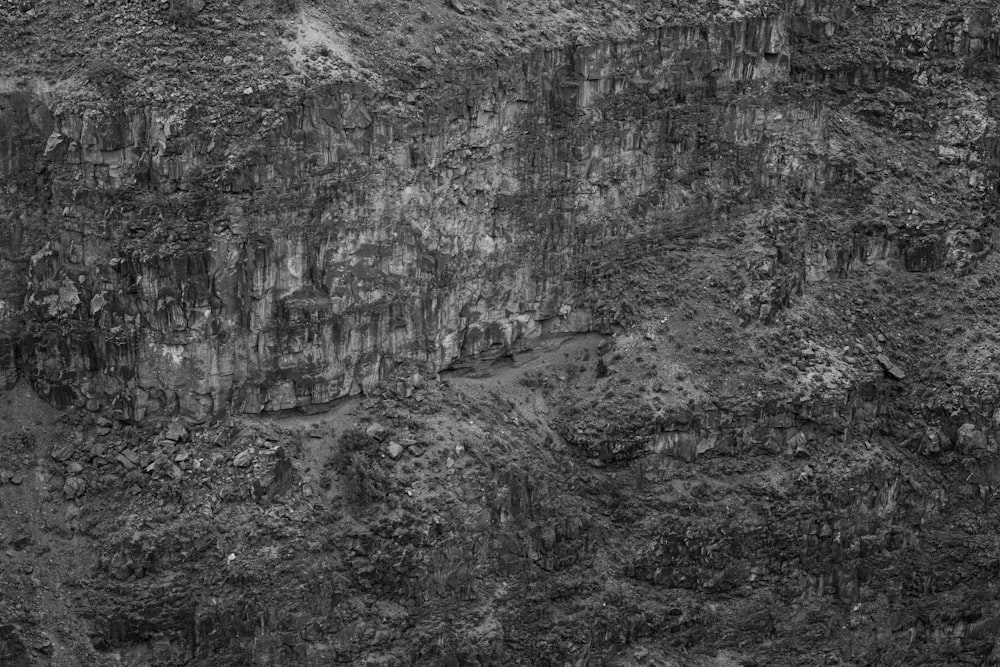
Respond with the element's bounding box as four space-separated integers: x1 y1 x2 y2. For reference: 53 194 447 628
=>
2 3 996 420
3 12 813 419
5 2 1000 664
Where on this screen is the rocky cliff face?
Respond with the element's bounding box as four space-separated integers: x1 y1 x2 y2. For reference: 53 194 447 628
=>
5 0 1000 665
2 8 851 421
5 1 995 423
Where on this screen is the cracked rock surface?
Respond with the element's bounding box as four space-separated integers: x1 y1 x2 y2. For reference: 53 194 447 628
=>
3 0 1000 665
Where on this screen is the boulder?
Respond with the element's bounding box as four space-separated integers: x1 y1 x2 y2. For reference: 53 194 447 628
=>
366 422 390 441
63 476 86 500
876 354 905 380
163 421 188 443
233 449 253 468
957 423 988 453
50 443 75 462
923 428 945 454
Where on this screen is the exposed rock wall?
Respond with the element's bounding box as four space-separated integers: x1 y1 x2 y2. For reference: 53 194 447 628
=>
1 3 996 420
1 13 813 420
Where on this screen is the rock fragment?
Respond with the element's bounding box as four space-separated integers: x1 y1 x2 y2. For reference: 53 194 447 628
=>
163 421 188 442
923 428 944 454
876 354 905 380
50 444 74 462
233 449 253 468
63 477 86 500
957 423 988 453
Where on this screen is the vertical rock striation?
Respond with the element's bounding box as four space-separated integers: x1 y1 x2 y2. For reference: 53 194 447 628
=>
2 3 995 419
1 14 811 419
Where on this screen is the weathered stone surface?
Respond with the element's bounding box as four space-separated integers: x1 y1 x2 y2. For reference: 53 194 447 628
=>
62 476 85 499
957 423 988 453
1 1 1000 665
0 624 30 667
3 0 985 420
0 13 817 420
50 444 74 462
232 449 253 468
366 422 390 441
876 354 906 381
162 421 188 443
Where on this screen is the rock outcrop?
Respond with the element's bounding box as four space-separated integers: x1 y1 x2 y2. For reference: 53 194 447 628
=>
3 2 997 420
0 10 835 419
6 2 1000 664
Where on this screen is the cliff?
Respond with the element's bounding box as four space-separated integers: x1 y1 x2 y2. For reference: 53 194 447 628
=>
4 10 799 420
3 0 1000 664
4 0 994 422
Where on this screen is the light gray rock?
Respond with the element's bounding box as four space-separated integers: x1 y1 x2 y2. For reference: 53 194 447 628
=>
63 477 86 500
233 449 253 468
